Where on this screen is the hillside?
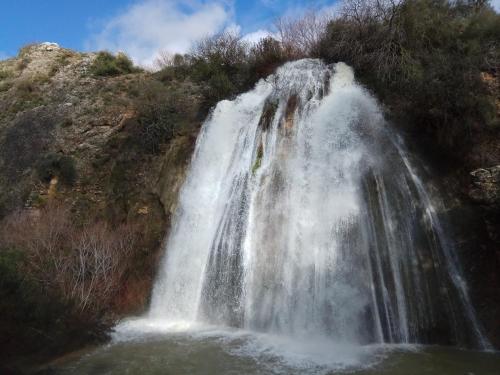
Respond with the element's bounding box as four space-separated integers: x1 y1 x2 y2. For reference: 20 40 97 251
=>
0 43 202 371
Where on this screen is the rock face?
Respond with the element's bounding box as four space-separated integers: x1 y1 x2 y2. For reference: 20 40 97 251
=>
0 44 203 315
460 165 500 347
468 164 500 276
470 166 500 206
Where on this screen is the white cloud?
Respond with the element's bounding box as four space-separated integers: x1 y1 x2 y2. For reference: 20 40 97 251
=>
241 29 275 44
277 0 342 20
0 51 9 61
86 0 232 66
225 22 242 35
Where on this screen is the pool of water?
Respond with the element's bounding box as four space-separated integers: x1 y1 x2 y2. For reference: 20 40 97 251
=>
51 321 500 375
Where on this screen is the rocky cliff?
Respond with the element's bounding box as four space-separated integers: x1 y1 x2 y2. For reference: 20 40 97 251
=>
0 44 203 371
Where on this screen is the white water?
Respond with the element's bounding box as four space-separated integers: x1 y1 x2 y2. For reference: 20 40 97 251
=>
115 59 490 370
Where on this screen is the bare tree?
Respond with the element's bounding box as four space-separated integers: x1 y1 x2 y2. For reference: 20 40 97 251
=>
0 203 139 316
68 222 137 313
191 31 248 66
322 0 404 83
0 203 71 288
275 10 332 58
340 0 402 25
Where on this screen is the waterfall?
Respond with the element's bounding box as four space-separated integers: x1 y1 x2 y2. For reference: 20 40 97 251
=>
146 59 490 349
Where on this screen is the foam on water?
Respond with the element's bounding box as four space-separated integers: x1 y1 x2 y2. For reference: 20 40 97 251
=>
113 318 419 373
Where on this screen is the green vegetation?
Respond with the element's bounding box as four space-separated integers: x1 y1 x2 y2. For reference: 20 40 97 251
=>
318 0 500 155
0 69 13 80
36 153 77 186
129 79 198 154
16 74 50 94
155 33 292 108
250 37 288 78
259 98 279 131
0 247 76 364
6 73 52 113
252 143 264 175
0 81 12 92
89 51 142 77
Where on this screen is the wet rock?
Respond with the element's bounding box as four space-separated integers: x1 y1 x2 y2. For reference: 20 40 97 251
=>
281 93 299 136
258 98 278 131
469 165 500 206
156 135 196 216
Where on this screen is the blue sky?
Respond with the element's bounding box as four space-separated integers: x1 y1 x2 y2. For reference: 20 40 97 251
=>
0 0 339 65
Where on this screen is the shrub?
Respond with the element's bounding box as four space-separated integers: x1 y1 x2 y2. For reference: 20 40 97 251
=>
252 143 264 175
13 74 50 100
207 71 235 102
0 203 140 317
249 37 288 79
134 80 189 153
0 247 68 359
0 248 24 291
192 31 248 67
0 81 12 92
36 153 77 186
0 69 13 80
0 109 56 183
175 32 255 105
154 31 302 106
155 54 192 82
89 51 141 77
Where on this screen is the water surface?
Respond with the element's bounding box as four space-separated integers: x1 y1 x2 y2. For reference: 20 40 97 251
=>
54 323 499 375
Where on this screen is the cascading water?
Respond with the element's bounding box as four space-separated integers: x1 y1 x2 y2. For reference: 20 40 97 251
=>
141 59 489 353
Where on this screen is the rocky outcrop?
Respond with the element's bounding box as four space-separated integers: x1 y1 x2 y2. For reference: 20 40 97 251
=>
470 166 500 207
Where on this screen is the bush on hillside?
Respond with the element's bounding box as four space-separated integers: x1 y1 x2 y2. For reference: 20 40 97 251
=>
154 52 192 82
0 246 76 362
154 32 294 106
90 51 141 77
134 80 195 153
248 37 289 79
0 69 13 80
189 31 252 104
36 153 77 186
